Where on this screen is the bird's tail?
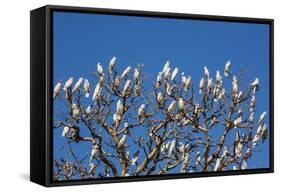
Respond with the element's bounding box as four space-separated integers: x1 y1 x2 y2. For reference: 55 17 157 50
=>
224 72 228 77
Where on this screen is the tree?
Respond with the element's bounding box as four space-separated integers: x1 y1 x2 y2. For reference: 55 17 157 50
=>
52 57 268 181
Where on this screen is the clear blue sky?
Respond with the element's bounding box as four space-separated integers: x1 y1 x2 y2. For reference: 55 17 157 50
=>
53 11 270 177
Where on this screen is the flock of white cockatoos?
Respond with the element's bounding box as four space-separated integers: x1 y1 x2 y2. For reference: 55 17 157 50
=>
53 56 268 178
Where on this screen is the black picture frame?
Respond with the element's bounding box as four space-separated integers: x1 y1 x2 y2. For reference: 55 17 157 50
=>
30 5 274 187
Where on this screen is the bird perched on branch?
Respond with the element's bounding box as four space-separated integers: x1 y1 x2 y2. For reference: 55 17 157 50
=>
109 56 116 74
123 80 131 96
61 125 69 137
178 97 185 111
84 79 90 97
171 67 178 81
97 62 103 75
204 66 209 79
134 68 140 84
72 77 83 93
234 116 242 127
168 100 177 113
72 103 80 119
224 60 231 77
92 83 102 101
251 78 259 93
199 78 205 94
216 70 222 83
162 60 170 74
184 76 192 91
157 92 165 106
53 81 62 99
156 72 162 88
121 66 131 79
116 100 124 115
261 124 268 143
118 135 127 148
138 104 146 120
63 77 74 91
250 95 256 112
258 111 267 125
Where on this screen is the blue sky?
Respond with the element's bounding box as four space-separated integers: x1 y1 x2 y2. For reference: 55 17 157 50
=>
53 11 270 178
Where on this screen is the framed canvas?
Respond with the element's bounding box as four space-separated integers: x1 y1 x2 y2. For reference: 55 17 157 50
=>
30 5 274 187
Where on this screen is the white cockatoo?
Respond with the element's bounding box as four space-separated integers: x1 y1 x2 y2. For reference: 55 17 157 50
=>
134 68 140 84
72 77 83 93
138 104 146 120
261 124 268 143
72 103 80 119
166 84 176 96
250 95 256 112
178 97 185 111
168 140 176 157
252 133 259 147
157 92 164 106
232 76 238 95
250 78 259 93
168 100 177 113
162 60 170 74
123 80 131 96
53 81 62 99
184 76 192 91
84 79 90 97
121 66 131 79
224 60 231 77
116 100 124 115
258 111 267 125
156 72 162 88
97 62 103 75
89 144 99 162
181 72 186 84
194 103 200 118
199 78 205 94
118 135 127 148
62 125 69 137
109 56 117 73
113 113 117 123
207 78 213 90
204 66 209 79
134 84 141 96
63 77 74 91
235 142 243 157
234 116 242 127
237 91 243 101
214 157 222 171
171 67 178 81
164 66 171 80
92 83 102 101
218 88 225 100
216 70 222 83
